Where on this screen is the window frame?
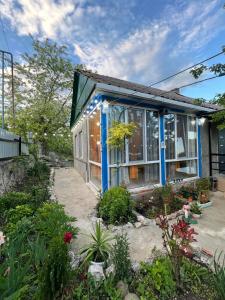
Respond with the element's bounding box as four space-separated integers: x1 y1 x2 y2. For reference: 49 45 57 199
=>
165 113 198 182
78 130 83 158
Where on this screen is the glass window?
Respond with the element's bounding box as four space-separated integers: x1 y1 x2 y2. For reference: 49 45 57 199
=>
89 110 101 163
165 114 175 159
177 115 188 158
128 108 144 161
188 116 197 158
110 164 159 188
90 164 101 188
166 160 198 182
108 105 125 164
79 131 83 158
146 111 159 161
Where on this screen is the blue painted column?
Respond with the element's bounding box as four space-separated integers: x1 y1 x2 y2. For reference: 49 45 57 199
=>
101 106 108 192
160 115 166 185
197 120 202 177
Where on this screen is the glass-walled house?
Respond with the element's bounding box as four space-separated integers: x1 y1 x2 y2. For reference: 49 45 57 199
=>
70 70 220 193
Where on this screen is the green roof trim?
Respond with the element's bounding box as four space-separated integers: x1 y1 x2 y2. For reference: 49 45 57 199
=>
70 71 96 128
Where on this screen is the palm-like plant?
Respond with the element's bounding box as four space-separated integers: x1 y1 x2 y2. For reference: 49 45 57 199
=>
213 251 225 300
81 221 113 264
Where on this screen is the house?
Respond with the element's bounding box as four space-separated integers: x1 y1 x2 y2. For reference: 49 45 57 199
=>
70 70 221 193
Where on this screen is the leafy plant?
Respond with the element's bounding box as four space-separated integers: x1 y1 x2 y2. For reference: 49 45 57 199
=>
213 251 225 300
136 258 176 300
157 216 198 289
196 178 210 192
190 202 202 215
35 202 78 240
98 187 134 225
107 121 137 149
112 233 131 282
81 221 113 263
73 274 122 300
5 205 34 233
37 235 71 300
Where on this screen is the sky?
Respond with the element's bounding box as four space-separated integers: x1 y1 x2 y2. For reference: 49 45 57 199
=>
0 0 225 101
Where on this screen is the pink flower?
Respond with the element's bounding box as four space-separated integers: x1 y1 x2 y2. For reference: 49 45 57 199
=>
64 232 73 244
0 231 5 246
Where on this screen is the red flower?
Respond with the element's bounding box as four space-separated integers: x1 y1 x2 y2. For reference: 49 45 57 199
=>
64 232 73 244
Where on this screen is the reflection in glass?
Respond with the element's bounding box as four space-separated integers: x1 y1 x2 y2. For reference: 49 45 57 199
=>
165 114 175 159
128 108 144 161
89 110 101 163
90 164 101 188
188 116 197 157
146 111 159 161
177 115 188 158
166 160 197 181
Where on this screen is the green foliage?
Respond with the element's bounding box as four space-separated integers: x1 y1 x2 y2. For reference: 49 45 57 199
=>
73 275 122 300
5 205 34 233
112 233 131 282
27 160 50 181
107 121 137 149
35 202 77 240
192 98 206 106
169 196 183 212
181 258 216 300
81 221 113 263
190 202 202 215
6 38 74 156
37 236 71 300
196 177 210 192
136 258 176 300
213 251 225 300
98 187 134 225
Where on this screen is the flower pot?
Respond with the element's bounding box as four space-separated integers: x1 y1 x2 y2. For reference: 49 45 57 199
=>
192 213 202 219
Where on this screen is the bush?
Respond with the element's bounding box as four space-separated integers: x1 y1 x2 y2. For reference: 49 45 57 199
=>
136 258 176 300
112 233 131 282
0 192 32 225
196 178 210 192
35 202 78 241
98 187 134 225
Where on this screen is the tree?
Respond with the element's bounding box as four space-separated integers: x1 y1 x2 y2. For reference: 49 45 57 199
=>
7 38 74 157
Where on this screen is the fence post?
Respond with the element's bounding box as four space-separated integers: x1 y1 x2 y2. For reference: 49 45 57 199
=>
19 137 22 156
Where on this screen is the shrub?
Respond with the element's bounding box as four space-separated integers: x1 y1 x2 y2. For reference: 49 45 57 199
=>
196 177 210 192
5 205 34 233
0 192 32 225
35 202 78 241
98 187 134 225
136 258 176 300
27 160 50 181
112 233 131 282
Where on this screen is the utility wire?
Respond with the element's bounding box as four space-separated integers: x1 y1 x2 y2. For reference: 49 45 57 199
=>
149 50 225 87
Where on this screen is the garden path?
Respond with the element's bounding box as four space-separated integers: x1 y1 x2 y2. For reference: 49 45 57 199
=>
53 167 163 261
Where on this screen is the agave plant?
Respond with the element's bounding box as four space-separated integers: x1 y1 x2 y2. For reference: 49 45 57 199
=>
81 221 113 264
213 251 225 300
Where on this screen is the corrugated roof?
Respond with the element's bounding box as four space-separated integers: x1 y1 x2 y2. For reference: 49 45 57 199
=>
77 70 221 111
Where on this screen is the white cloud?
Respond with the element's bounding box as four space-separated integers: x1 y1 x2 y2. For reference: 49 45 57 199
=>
0 0 224 91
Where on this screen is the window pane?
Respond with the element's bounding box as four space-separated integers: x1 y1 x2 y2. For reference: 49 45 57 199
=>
165 114 175 159
128 109 144 161
146 111 159 161
110 164 159 188
177 115 188 158
108 105 125 164
188 116 197 157
90 164 101 188
89 110 101 163
166 160 197 182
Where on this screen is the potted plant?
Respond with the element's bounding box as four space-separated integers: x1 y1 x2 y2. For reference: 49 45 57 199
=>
196 178 212 207
161 184 173 204
190 202 202 218
81 221 113 267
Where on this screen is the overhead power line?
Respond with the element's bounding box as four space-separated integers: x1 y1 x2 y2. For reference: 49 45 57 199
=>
149 50 225 87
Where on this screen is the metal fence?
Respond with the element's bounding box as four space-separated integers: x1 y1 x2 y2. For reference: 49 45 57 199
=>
0 128 29 160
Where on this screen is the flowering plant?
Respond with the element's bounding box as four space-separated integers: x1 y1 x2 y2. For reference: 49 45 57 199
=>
0 231 5 246
64 232 73 244
157 215 198 288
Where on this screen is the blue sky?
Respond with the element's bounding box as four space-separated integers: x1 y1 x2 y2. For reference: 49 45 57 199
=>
0 0 225 100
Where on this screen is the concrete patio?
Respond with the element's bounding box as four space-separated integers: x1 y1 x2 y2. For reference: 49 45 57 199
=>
54 167 225 262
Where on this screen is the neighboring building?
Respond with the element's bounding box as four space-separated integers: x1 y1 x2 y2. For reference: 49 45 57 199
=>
70 70 221 193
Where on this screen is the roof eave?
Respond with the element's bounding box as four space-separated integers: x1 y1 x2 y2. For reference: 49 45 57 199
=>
95 83 216 113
